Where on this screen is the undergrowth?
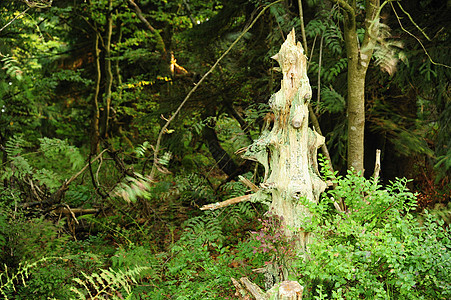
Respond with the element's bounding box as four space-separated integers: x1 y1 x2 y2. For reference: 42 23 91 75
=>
0 144 448 299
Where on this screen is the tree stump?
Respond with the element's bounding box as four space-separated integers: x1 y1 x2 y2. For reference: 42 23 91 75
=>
268 281 304 300
244 28 326 249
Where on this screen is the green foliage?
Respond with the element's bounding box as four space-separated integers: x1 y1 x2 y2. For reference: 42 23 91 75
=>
294 168 450 299
318 86 346 114
38 137 84 170
0 55 23 81
0 257 64 300
1 136 84 193
70 266 149 300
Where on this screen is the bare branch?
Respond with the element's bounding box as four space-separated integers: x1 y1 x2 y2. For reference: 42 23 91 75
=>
200 194 253 211
127 0 166 54
150 0 284 179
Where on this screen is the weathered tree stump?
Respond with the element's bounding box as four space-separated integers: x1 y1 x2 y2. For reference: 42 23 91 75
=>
244 28 326 248
268 281 304 300
232 277 304 300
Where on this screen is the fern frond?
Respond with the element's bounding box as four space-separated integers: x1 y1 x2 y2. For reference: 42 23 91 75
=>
70 266 149 300
5 135 29 156
321 86 346 113
38 137 84 170
366 20 404 75
0 257 64 299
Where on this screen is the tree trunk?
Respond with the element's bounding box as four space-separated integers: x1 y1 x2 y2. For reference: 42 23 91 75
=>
337 0 379 174
91 30 101 155
103 0 114 139
244 29 326 249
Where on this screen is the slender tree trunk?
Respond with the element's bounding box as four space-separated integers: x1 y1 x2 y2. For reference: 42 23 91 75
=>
91 31 101 155
202 120 239 176
103 0 114 138
115 10 123 99
335 0 379 173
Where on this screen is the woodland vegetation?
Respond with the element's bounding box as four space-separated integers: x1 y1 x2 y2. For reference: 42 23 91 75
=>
0 0 450 299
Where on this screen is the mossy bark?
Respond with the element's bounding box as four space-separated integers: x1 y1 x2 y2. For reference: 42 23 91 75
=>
337 0 379 173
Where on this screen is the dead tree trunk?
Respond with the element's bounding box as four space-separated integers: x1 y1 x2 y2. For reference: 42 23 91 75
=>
244 29 326 249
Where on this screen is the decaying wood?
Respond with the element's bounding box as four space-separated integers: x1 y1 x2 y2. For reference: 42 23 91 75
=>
268 281 304 300
52 207 99 215
239 175 260 192
231 277 251 300
243 28 327 247
373 149 381 180
240 277 266 300
200 194 253 211
231 277 304 300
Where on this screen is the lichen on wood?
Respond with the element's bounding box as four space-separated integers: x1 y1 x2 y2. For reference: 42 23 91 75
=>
244 28 326 247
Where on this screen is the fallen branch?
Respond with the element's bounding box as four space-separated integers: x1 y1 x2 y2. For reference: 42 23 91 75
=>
238 175 260 192
47 149 108 205
239 277 266 300
51 207 99 215
200 194 253 211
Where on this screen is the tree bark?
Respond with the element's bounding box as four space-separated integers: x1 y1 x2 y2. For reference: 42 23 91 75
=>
335 0 379 173
103 0 114 139
91 30 101 155
244 29 326 248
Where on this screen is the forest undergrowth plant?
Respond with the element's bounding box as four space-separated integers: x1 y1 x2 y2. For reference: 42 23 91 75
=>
292 158 450 299
249 213 298 285
70 266 150 300
0 257 66 300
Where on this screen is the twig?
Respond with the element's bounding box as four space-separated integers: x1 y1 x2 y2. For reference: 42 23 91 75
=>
391 2 450 69
316 34 324 114
127 0 166 54
62 203 79 225
238 175 259 192
47 149 108 205
200 194 253 211
150 0 284 179
0 7 31 33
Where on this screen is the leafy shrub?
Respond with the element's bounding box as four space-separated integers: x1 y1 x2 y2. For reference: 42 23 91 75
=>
294 167 450 299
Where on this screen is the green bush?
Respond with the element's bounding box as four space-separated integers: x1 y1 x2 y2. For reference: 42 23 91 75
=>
294 168 450 299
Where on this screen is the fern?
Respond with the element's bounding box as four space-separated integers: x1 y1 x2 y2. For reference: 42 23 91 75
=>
176 173 215 205
114 173 153 203
181 214 224 245
320 85 346 113
322 58 347 83
5 135 29 157
38 137 84 170
1 55 23 81
0 257 63 300
133 141 151 158
32 168 61 192
324 24 343 56
306 19 326 38
8 156 33 180
70 266 149 300
366 20 405 75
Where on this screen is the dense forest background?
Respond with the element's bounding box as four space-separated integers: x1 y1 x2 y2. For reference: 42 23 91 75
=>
0 0 449 299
